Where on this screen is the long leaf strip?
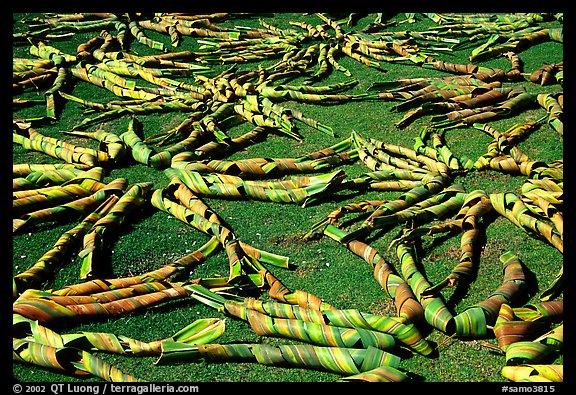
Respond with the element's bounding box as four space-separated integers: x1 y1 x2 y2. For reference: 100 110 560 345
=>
422 190 493 295
13 281 190 324
79 182 153 279
13 167 84 191
396 242 455 334
13 195 118 299
323 224 424 325
13 174 107 216
15 313 225 356
158 342 401 378
13 178 128 233
223 300 396 351
13 338 141 382
453 251 527 337
489 193 563 252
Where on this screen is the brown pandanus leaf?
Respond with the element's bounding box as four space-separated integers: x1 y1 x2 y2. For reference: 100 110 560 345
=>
264 271 335 311
13 281 190 324
494 300 563 351
423 190 493 296
502 51 524 80
453 251 527 338
530 62 563 86
344 237 424 324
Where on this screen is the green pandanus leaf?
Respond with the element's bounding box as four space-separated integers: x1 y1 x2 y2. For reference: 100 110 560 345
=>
323 224 424 325
339 365 411 382
505 341 557 365
13 338 141 382
512 300 563 323
521 178 562 236
431 91 537 128
158 342 400 377
537 93 563 135
13 167 106 215
454 251 527 337
165 167 346 206
171 137 355 178
13 167 84 191
501 364 563 382
223 301 396 351
249 294 432 357
470 28 555 62
423 190 493 295
493 301 562 351
369 185 466 229
14 313 224 356
120 117 156 166
354 132 451 176
65 129 127 163
13 178 128 233
13 130 106 168
13 195 118 299
13 281 190 324
70 66 158 101
78 182 153 279
490 192 563 253
396 242 455 334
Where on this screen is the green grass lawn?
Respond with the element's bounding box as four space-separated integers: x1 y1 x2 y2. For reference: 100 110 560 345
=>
12 12 563 383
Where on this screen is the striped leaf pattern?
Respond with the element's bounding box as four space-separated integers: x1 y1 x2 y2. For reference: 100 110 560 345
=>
14 12 562 382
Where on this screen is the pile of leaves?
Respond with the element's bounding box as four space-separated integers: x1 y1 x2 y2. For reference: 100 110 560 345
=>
13 12 563 383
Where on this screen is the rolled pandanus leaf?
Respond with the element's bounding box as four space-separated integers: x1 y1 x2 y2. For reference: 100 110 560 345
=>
323 224 425 325
536 93 563 135
14 313 225 356
504 336 561 366
396 242 455 334
65 129 127 163
13 280 190 324
13 167 84 191
13 177 127 233
521 178 562 237
493 301 562 351
420 189 494 296
13 195 118 299
13 167 107 216
530 62 563 86
222 300 397 351
13 129 107 168
163 167 346 207
453 251 527 337
79 182 153 279
501 364 562 382
158 342 402 380
70 65 159 101
368 185 466 230
172 136 356 178
13 337 141 382
258 301 431 357
489 192 563 253
13 163 81 177
431 90 537 128
119 116 156 165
